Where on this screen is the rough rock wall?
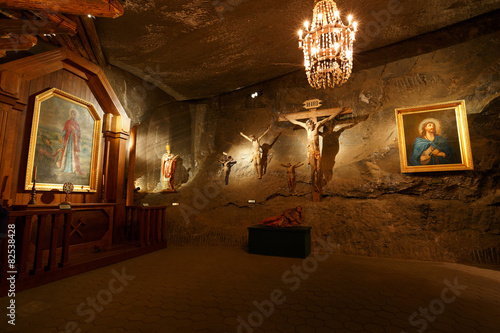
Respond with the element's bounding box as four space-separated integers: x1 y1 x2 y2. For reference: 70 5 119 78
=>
133 96 224 192
134 32 500 264
103 65 176 125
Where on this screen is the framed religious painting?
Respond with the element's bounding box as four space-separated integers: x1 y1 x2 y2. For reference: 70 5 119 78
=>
395 100 473 173
25 88 102 192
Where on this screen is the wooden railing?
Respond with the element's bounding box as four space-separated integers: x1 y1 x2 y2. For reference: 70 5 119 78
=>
1 209 74 285
125 206 166 247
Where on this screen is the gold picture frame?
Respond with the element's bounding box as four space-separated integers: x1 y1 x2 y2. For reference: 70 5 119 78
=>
395 100 473 173
25 88 102 192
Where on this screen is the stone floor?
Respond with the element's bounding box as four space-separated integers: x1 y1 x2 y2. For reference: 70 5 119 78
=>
1 246 500 333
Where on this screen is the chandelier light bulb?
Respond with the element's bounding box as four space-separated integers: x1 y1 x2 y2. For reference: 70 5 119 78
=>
353 21 358 31
298 30 303 38
304 21 309 29
348 15 353 24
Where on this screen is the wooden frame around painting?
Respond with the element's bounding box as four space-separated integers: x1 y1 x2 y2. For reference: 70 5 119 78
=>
25 88 102 192
395 100 473 173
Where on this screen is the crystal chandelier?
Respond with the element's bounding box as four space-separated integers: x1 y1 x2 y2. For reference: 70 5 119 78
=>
298 0 357 89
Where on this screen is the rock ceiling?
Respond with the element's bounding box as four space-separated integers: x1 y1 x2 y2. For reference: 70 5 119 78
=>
2 0 499 101
95 0 500 101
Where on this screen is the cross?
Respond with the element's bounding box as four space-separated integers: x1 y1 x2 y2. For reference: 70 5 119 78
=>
278 100 353 152
278 107 352 123
278 100 353 202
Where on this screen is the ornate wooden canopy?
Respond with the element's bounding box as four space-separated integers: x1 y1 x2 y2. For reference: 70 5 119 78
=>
0 0 124 18
0 0 124 66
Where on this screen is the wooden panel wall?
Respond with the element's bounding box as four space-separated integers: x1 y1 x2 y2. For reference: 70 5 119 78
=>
6 68 106 205
0 103 21 205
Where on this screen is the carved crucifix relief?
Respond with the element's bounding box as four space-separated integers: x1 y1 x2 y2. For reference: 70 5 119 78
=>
279 99 352 202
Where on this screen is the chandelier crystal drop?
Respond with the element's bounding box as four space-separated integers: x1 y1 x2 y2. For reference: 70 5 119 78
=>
298 0 357 89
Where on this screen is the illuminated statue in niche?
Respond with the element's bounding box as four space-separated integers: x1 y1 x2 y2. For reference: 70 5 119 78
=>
161 144 178 192
281 161 304 192
239 125 271 179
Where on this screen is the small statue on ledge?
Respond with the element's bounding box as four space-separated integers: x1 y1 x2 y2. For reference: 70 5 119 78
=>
259 206 303 228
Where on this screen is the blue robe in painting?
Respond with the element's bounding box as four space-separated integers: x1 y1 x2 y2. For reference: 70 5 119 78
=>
410 136 457 166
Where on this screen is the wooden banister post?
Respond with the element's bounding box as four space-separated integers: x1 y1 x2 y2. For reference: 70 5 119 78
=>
17 215 32 279
59 211 73 268
138 207 145 247
156 208 162 243
1 217 10 282
31 214 48 275
161 208 166 244
46 213 61 271
145 209 151 246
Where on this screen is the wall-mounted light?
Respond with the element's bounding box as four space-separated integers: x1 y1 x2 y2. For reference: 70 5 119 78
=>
250 91 262 99
248 199 256 204
172 202 180 206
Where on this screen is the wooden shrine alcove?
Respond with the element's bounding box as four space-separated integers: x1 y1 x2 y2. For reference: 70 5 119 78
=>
0 47 167 294
0 47 130 206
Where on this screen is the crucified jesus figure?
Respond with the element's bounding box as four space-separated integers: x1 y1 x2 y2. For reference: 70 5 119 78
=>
240 125 271 179
220 155 237 185
283 107 348 191
281 161 304 192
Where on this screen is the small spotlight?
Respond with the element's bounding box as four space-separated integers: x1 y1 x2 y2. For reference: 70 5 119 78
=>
172 203 180 206
248 199 256 204
87 14 92 18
